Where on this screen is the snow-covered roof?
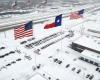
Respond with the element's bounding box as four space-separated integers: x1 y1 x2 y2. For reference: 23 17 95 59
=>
29 74 46 80
74 35 100 53
81 50 100 63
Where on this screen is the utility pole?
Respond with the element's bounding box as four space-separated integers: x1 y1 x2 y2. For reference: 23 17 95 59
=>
37 0 47 8
11 0 17 10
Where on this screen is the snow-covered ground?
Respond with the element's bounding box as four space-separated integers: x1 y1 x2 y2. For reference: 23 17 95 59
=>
0 2 100 80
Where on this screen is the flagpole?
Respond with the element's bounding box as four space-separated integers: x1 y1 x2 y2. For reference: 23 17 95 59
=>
0 33 2 45
31 21 37 68
4 31 6 38
4 31 7 47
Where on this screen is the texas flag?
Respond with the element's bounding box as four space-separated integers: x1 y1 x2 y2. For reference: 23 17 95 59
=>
44 14 62 29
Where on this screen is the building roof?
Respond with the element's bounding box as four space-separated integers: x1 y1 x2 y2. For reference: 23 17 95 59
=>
73 35 100 53
29 74 46 80
81 50 100 63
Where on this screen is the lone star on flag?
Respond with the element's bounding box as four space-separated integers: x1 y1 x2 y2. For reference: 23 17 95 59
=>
55 14 62 26
57 20 60 23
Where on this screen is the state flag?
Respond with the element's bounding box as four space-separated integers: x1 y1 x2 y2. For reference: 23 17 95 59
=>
44 14 62 29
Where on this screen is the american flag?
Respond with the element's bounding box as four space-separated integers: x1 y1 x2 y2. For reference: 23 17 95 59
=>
14 21 33 40
69 9 84 20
